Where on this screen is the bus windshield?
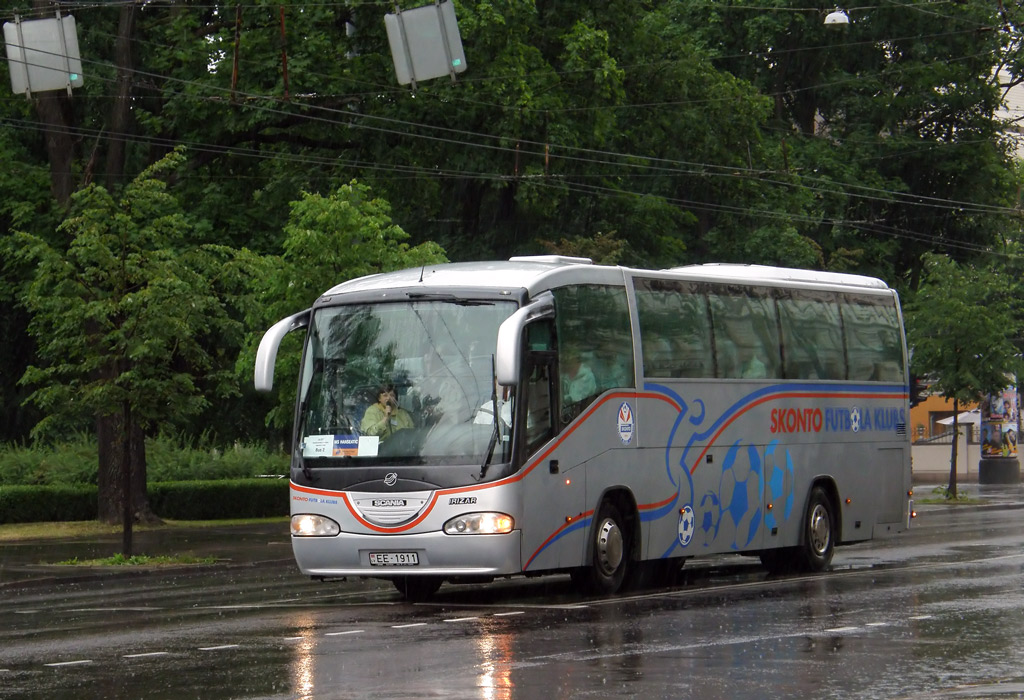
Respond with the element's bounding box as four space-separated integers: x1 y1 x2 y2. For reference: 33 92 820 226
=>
296 299 517 466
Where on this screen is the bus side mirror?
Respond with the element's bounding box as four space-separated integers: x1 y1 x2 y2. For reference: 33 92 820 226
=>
254 309 310 391
495 293 554 386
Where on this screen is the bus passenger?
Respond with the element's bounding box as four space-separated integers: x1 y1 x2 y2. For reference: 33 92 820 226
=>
361 385 414 440
595 338 631 389
738 346 767 378
563 348 597 404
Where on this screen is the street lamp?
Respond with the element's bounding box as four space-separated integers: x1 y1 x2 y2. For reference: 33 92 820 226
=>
824 8 850 25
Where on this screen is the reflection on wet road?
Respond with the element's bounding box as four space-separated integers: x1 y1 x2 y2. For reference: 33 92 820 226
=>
2 507 1023 699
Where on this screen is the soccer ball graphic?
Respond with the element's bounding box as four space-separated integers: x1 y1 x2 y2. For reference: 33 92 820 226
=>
696 491 721 547
716 442 763 550
677 505 695 546
850 407 861 433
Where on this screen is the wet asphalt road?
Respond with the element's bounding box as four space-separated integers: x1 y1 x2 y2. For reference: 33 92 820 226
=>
1 501 1023 699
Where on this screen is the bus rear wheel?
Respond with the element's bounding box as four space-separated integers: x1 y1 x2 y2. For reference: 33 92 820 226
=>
796 486 835 572
571 501 631 595
392 575 443 601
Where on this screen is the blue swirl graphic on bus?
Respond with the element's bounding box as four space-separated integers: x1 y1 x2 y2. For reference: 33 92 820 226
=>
651 384 798 557
764 441 795 531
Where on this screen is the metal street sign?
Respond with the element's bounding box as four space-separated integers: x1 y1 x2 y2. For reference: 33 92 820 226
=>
384 1 467 87
4 13 84 97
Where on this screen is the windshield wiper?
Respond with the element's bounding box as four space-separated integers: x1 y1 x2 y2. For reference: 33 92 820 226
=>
479 356 501 480
405 292 494 306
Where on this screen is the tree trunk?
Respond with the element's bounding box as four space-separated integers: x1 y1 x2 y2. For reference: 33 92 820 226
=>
32 93 75 206
121 401 133 557
97 411 159 526
105 4 137 190
29 1 75 206
948 397 959 498
94 3 159 530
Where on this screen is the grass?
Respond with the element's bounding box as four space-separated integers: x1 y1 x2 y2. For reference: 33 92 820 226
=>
916 486 976 504
57 553 218 567
0 517 288 543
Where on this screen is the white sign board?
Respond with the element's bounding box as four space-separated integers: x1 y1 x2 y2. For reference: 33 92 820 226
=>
4 15 84 96
384 1 466 86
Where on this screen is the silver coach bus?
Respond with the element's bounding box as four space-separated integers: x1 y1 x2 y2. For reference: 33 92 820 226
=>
255 256 913 599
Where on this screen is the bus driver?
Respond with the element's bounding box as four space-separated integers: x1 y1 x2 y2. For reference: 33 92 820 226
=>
360 384 414 440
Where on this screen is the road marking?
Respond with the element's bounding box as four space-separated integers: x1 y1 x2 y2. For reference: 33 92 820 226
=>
284 636 305 641
444 616 480 622
325 630 364 636
866 622 889 627
198 645 239 651
909 614 933 620
68 607 161 612
392 623 427 629
823 626 859 633
493 611 525 617
45 660 92 667
123 652 170 659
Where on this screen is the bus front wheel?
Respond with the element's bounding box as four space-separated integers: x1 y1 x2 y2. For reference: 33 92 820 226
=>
571 501 630 595
392 575 443 601
796 486 835 572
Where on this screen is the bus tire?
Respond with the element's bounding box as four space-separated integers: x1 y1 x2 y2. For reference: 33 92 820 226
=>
392 575 443 601
796 486 835 572
572 500 630 595
759 548 795 575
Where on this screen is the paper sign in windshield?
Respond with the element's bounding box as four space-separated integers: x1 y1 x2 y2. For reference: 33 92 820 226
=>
302 434 379 458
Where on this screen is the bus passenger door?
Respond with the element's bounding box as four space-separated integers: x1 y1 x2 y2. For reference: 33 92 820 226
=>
518 322 587 572
522 352 555 455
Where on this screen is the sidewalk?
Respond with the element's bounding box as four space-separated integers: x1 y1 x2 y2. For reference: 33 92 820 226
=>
0 520 294 590
912 480 1024 511
2 482 1022 590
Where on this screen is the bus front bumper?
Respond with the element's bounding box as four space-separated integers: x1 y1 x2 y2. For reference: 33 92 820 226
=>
292 529 522 578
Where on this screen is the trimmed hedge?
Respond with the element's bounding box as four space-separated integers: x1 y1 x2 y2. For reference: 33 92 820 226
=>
0 484 98 523
0 479 289 524
147 479 288 520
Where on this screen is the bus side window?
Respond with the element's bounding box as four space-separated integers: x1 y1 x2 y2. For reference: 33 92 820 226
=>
778 292 846 380
842 296 905 381
522 322 556 454
553 285 632 421
635 278 714 379
708 286 781 379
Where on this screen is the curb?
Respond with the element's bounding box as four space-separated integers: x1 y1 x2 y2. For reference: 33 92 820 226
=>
0 557 295 592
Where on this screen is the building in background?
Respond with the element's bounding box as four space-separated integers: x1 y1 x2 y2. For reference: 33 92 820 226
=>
910 394 979 443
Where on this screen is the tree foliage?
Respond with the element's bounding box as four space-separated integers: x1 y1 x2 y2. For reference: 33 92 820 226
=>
243 180 448 429
16 149 247 436
906 254 1022 404
0 0 1022 453
905 253 1022 493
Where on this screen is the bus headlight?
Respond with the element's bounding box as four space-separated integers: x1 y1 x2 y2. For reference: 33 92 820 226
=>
444 512 514 535
291 514 341 537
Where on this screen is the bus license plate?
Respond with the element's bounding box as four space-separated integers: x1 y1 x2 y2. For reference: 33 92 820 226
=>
369 552 419 566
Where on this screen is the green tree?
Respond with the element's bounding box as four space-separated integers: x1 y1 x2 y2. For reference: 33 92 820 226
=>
244 180 448 430
2 0 1022 452
681 0 1022 284
15 150 249 549
905 254 1022 497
